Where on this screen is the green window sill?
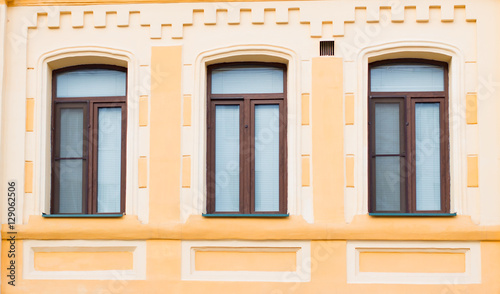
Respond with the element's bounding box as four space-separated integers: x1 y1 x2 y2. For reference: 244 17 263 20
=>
202 213 289 218
369 212 457 217
42 213 124 218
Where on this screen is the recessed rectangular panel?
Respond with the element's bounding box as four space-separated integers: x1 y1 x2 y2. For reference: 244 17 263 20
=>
34 252 133 271
211 66 283 94
254 104 280 211
97 107 122 213
415 103 441 211
359 251 466 273
195 251 296 272
215 105 240 212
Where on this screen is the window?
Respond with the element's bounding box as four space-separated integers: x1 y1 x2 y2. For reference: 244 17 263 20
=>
206 63 287 215
368 59 450 213
51 65 127 214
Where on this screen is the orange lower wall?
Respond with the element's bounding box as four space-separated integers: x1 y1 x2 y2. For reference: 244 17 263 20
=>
5 240 500 293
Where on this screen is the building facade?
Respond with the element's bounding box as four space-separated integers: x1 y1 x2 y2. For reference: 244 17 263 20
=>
1 0 500 292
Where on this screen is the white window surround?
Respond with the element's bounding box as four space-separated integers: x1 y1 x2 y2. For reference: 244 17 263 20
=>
181 240 311 282
350 41 467 218
346 240 481 284
33 47 143 220
188 45 304 220
23 240 146 280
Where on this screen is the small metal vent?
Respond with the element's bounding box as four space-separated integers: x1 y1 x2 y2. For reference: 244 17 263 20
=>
320 40 335 56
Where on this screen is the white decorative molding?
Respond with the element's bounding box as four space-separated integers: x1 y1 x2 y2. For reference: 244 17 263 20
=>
22 3 476 40
23 240 147 280
190 45 301 220
352 41 467 219
346 241 481 284
181 240 311 282
33 47 145 222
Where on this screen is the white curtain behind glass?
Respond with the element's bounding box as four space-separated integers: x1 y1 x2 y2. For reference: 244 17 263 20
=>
212 66 283 94
375 103 401 211
57 69 126 98
371 64 444 92
215 105 240 212
254 105 280 212
415 103 441 211
59 108 84 213
97 108 122 213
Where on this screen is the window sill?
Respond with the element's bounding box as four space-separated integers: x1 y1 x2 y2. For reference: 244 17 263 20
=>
202 213 289 218
369 212 457 217
42 213 124 218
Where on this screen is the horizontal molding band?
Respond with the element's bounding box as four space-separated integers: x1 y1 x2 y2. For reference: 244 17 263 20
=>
4 215 500 241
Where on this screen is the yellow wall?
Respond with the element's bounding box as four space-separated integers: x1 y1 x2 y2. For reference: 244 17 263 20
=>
311 57 344 223
2 1 500 292
150 46 182 223
359 251 466 273
34 251 133 271
195 251 296 271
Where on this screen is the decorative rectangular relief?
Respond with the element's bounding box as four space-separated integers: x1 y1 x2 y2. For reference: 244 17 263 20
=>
347 241 481 284
181 240 311 282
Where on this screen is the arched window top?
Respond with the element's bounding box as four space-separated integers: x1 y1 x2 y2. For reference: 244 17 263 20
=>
370 59 446 92
209 63 285 94
54 65 127 98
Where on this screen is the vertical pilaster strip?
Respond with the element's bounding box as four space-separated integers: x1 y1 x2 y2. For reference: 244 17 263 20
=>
345 93 354 125
467 155 479 187
345 155 354 187
138 156 148 188
150 46 182 222
301 93 310 125
139 96 148 126
26 98 34 132
182 156 191 188
302 155 310 187
183 94 192 126
312 57 344 223
466 93 477 124
25 161 33 193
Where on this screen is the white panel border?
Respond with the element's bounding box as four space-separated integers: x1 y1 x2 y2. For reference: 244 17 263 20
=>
347 241 481 284
181 240 311 282
23 240 146 280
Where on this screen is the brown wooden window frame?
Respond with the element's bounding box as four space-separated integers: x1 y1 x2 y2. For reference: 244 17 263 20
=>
206 62 287 215
368 59 450 214
51 64 127 215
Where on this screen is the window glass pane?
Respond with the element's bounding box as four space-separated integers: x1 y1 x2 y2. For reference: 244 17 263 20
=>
60 108 83 158
58 159 83 213
415 103 441 211
97 107 122 213
212 66 283 94
215 105 240 212
371 64 444 92
254 105 280 212
375 156 402 211
375 103 400 154
56 69 126 98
